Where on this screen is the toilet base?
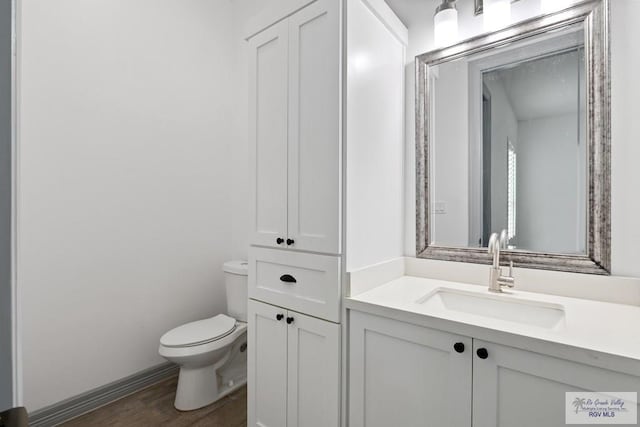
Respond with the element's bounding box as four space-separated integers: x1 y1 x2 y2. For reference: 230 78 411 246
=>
174 364 217 411
172 334 248 411
174 364 247 411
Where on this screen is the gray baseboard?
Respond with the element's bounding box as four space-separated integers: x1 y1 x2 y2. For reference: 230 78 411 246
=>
28 362 178 427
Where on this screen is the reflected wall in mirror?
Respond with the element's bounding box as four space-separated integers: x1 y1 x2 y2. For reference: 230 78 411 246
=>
416 0 610 274
483 46 586 254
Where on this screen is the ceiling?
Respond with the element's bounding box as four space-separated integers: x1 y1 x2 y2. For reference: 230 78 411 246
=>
384 0 486 28
488 49 582 121
384 0 438 28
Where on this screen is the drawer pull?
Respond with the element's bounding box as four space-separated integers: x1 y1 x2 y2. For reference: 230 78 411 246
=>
280 274 297 284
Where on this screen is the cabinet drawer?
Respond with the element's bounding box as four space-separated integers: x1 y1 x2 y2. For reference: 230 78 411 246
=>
249 247 341 322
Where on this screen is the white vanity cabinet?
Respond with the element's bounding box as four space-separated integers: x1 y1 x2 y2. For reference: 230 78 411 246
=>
349 311 472 427
473 340 640 427
248 0 340 255
248 300 340 427
349 310 640 427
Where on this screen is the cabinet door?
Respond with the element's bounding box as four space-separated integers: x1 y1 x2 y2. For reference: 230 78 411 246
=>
349 311 472 427
473 340 640 427
248 21 289 248
287 0 341 254
287 310 340 427
248 300 288 427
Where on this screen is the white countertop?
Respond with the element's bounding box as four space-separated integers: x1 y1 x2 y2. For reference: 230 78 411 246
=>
346 275 640 365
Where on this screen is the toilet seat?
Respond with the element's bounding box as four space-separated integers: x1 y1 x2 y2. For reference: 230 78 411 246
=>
160 314 237 348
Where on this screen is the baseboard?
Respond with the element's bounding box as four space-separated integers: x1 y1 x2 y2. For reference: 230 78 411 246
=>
28 362 178 427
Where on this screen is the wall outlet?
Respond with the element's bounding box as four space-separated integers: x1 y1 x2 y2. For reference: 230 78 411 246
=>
434 201 447 214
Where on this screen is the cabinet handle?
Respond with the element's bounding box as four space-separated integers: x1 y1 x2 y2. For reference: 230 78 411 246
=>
276 314 284 321
476 348 489 359
286 316 294 324
276 237 284 245
453 342 465 353
286 239 295 246
280 274 297 284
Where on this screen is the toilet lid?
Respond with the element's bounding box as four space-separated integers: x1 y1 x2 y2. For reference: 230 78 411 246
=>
160 314 237 348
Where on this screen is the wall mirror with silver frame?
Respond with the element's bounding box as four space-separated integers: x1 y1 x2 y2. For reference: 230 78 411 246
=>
416 0 610 274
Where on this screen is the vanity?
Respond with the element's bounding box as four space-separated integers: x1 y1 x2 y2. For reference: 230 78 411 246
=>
343 0 640 425
343 1 639 426
346 259 640 427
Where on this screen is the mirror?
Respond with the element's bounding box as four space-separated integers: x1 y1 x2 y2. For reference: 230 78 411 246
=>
432 26 586 253
416 1 610 274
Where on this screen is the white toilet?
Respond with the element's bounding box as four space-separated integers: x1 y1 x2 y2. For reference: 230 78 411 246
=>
159 260 248 411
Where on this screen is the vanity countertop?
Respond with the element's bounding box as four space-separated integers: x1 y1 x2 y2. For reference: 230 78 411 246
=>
345 275 640 368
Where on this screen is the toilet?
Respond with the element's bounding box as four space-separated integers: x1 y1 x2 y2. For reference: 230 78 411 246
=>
159 260 248 411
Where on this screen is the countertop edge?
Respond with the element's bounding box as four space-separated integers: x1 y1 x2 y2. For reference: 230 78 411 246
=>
344 297 640 376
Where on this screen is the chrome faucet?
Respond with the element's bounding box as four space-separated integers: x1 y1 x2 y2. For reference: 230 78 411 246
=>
487 231 515 293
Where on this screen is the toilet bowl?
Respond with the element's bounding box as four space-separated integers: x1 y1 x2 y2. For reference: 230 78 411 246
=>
159 260 249 411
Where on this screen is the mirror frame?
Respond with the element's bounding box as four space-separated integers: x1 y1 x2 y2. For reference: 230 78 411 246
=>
415 0 610 275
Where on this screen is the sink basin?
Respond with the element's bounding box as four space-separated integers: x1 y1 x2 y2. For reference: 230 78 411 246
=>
416 288 565 329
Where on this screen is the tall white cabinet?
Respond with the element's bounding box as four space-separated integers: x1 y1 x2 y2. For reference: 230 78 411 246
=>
248 0 340 255
246 0 342 425
247 0 408 424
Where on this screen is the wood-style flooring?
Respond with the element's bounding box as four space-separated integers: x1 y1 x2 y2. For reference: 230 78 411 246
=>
60 376 247 427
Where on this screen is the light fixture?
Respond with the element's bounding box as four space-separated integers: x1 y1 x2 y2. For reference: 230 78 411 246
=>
434 0 458 48
541 0 571 13
483 0 511 31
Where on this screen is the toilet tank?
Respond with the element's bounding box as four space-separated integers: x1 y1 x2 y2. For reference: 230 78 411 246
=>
223 260 248 322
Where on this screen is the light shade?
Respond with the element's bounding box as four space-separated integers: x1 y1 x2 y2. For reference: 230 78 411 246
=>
541 0 571 13
434 2 458 48
484 0 511 32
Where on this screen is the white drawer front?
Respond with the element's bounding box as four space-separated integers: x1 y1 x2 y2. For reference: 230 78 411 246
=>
249 247 341 322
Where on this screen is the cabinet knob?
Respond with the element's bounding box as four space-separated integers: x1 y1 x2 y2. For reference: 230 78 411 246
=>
453 342 465 353
276 237 284 245
286 239 295 246
476 348 489 359
286 316 294 324
276 314 284 321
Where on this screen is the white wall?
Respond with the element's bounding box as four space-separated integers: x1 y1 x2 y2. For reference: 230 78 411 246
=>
345 0 406 272
229 24 250 262
403 0 640 278
230 0 261 262
484 77 518 239
517 113 580 253
610 0 640 278
431 59 469 247
18 0 236 411
0 0 13 410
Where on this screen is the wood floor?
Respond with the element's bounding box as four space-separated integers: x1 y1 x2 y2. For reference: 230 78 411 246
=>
61 376 247 427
